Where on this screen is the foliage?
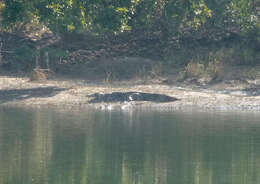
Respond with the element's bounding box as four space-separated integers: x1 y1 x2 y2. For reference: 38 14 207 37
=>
12 44 35 71
1 0 259 38
1 0 260 72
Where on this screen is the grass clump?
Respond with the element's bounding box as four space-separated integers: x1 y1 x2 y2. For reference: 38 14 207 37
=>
184 60 204 78
205 59 225 81
183 57 225 83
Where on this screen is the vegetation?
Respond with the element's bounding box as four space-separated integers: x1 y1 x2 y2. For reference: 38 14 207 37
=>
0 0 260 81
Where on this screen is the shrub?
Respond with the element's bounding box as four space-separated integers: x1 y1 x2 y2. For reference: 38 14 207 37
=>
184 60 204 78
205 59 224 81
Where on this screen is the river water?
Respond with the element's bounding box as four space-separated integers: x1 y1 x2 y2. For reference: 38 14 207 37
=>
0 107 260 184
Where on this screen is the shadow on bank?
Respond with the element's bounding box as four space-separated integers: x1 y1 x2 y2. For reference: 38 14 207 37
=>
0 87 66 104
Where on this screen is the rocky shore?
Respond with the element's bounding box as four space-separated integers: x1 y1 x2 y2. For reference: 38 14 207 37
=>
0 75 260 111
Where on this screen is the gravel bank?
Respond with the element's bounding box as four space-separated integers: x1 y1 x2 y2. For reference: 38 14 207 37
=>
0 76 260 111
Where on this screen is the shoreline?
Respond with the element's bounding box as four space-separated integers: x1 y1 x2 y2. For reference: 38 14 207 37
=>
0 76 260 111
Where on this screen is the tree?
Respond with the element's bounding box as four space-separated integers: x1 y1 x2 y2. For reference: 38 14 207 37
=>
0 0 259 42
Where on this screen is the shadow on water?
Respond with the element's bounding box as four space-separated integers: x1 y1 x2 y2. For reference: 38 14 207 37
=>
0 87 66 104
88 91 178 103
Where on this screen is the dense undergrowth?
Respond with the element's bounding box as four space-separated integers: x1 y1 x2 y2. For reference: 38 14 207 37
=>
0 29 260 84
0 0 260 82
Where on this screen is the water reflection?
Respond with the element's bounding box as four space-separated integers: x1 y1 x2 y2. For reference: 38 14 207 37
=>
0 107 260 184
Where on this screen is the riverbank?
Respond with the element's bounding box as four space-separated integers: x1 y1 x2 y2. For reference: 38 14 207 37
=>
1 30 260 111
1 75 260 111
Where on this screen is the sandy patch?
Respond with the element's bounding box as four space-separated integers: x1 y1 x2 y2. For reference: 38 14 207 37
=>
0 76 260 111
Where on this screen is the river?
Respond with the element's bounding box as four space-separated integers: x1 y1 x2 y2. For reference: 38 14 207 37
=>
0 107 260 184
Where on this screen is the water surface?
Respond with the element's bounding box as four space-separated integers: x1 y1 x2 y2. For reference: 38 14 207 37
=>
0 107 260 184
